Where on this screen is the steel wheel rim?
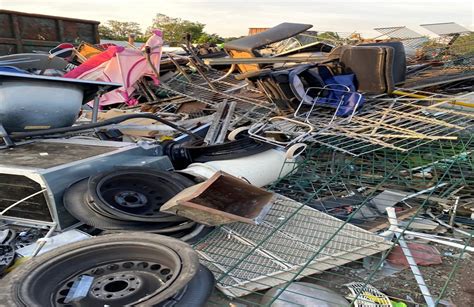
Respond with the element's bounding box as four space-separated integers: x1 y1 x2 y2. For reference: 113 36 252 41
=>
89 170 190 222
18 242 186 306
54 260 175 306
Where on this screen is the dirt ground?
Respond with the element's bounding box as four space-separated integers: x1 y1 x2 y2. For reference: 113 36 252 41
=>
310 244 473 306
207 244 473 306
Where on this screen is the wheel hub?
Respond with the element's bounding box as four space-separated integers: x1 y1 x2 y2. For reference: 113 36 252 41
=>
114 191 148 208
91 273 141 300
55 260 174 305
88 170 194 222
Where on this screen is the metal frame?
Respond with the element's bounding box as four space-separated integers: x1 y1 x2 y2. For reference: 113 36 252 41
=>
248 89 474 156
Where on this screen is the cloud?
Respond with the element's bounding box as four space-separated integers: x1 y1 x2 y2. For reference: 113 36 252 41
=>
2 0 472 37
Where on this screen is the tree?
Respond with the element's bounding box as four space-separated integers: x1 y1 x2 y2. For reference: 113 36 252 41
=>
316 31 341 40
223 36 245 42
148 14 205 46
99 20 144 41
196 33 224 45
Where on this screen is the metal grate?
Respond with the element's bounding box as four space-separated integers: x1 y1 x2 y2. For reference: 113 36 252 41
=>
197 134 473 306
159 70 277 128
374 26 428 49
195 195 390 297
248 89 474 156
420 22 472 36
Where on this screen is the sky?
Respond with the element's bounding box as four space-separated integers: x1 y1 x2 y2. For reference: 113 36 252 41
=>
2 0 473 38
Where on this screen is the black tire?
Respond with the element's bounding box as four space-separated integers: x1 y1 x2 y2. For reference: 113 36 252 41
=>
88 169 194 223
64 179 185 232
158 265 215 307
0 233 199 307
184 137 273 163
88 168 194 222
164 136 273 169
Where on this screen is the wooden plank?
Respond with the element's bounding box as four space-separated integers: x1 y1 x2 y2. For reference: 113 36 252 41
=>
365 207 419 232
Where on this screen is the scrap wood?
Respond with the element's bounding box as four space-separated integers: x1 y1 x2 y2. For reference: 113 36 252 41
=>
365 206 419 232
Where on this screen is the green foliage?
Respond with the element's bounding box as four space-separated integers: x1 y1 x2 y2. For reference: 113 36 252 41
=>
99 14 243 46
148 14 205 46
99 20 145 42
420 33 474 58
223 36 245 42
316 31 341 40
450 32 474 55
196 33 224 44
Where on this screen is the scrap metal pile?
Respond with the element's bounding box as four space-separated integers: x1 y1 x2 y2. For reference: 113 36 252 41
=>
0 11 473 307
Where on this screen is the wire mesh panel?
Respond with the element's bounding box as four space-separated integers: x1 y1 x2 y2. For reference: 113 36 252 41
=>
309 91 474 155
414 23 473 72
420 23 472 36
248 90 474 156
195 195 391 298
374 26 428 49
158 69 277 128
197 134 473 306
324 135 474 192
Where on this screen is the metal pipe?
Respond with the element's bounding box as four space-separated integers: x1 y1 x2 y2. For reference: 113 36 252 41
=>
392 90 474 108
11 113 201 140
386 208 435 307
166 53 193 82
91 94 100 123
31 223 57 257
188 58 218 91
179 224 206 242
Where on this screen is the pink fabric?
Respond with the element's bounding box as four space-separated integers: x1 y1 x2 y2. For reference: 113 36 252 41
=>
64 30 163 106
64 46 124 79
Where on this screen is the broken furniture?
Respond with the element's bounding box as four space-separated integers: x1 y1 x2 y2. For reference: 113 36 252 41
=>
357 41 407 85
244 63 364 113
337 45 396 94
223 22 313 72
161 171 275 226
246 89 473 157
